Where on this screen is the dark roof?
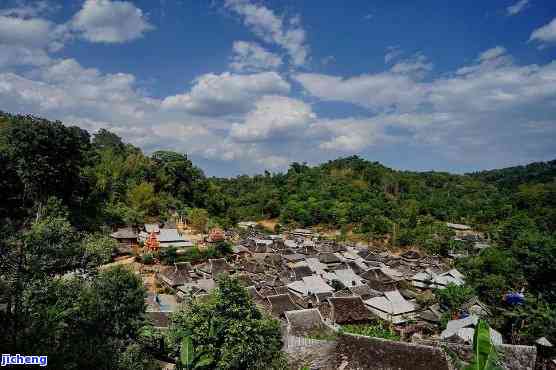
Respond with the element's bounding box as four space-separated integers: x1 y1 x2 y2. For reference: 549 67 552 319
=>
283 253 306 262
319 252 342 264
267 294 299 317
348 284 382 300
111 227 137 239
401 250 422 260
328 296 374 324
264 254 282 266
158 264 192 287
209 258 233 276
361 268 394 283
247 286 269 308
285 309 327 336
293 265 313 280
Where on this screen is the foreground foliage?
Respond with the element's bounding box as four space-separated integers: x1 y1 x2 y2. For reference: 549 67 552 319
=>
167 275 285 370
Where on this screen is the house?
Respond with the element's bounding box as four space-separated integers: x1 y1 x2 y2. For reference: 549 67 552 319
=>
419 303 444 324
412 269 465 289
176 278 216 300
247 286 270 309
158 228 194 249
328 296 374 324
348 284 382 300
146 293 178 328
289 228 315 239
305 257 327 274
198 258 233 276
110 227 138 249
287 275 334 301
284 308 329 336
333 268 366 287
207 228 225 243
291 263 313 280
267 294 299 318
362 268 398 292
145 223 160 234
157 262 192 290
282 253 306 264
446 223 472 231
318 252 343 269
237 221 258 229
364 290 418 324
462 297 491 317
441 315 503 345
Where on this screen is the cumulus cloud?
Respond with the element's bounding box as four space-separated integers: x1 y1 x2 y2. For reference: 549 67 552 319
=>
229 41 283 72
391 53 433 79
224 0 309 66
384 46 403 64
1 40 556 174
0 58 155 121
230 95 315 141
0 1 58 18
506 0 529 16
161 71 290 116
530 17 556 46
292 47 556 168
0 14 64 51
71 0 154 43
293 72 427 113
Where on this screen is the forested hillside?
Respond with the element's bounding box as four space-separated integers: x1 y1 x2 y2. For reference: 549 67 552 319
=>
1 112 555 364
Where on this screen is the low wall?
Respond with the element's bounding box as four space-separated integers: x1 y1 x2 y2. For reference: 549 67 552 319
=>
445 343 537 370
335 333 452 370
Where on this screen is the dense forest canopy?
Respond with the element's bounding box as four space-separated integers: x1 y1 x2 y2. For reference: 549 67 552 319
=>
1 112 555 364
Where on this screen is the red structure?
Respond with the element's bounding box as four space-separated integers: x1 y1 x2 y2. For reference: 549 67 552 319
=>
145 231 160 252
208 228 225 243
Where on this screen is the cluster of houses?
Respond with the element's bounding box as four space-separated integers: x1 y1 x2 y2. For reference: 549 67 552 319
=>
136 222 505 348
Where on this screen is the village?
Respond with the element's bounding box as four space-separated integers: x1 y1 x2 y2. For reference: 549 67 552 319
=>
108 217 540 370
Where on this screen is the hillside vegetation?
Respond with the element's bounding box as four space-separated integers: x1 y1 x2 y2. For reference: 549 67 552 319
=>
1 112 555 362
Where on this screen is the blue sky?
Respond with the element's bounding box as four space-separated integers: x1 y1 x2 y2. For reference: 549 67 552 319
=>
1 0 556 176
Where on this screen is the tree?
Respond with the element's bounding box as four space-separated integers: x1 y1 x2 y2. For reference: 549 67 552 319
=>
188 208 209 233
436 284 475 315
167 275 285 369
463 320 503 370
0 114 91 218
128 181 159 218
82 233 118 267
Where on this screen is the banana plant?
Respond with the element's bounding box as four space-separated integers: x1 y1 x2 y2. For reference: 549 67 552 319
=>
177 326 215 370
464 320 503 370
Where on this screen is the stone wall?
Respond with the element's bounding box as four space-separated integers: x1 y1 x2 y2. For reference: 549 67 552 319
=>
445 343 537 370
284 329 538 369
334 333 453 370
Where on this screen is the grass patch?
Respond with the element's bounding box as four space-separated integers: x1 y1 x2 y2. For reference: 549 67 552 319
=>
304 328 338 341
340 321 400 341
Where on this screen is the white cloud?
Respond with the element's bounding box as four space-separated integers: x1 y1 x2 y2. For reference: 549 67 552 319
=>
224 0 309 66
0 58 155 120
161 71 290 116
384 46 403 64
0 1 58 18
506 0 529 16
72 0 154 43
293 72 426 113
230 95 315 141
0 15 60 51
229 41 283 72
478 46 507 62
391 53 433 79
530 17 556 46
1 40 556 174
0 44 51 68
293 47 556 168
